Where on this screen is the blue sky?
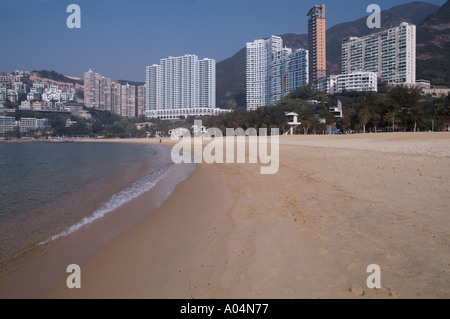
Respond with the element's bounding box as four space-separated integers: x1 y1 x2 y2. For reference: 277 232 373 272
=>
0 0 446 82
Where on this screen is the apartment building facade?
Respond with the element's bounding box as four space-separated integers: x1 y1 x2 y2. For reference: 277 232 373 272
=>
20 118 48 133
341 22 416 84
146 54 224 119
246 36 309 111
0 116 16 134
84 69 144 117
137 84 146 117
307 4 326 84
316 71 378 94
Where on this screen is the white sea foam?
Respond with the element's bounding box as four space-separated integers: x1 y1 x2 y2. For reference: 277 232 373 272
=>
39 164 173 245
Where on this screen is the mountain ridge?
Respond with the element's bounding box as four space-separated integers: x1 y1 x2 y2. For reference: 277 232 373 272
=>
30 70 146 87
416 0 450 84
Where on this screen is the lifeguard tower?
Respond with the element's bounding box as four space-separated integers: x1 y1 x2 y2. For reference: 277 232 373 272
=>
191 124 208 137
286 112 301 135
330 100 343 118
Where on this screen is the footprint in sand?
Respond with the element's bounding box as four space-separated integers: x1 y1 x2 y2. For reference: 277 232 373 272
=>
389 291 400 299
293 217 306 224
350 286 365 296
375 286 400 299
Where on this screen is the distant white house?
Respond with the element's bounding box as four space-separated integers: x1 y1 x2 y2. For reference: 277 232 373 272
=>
169 125 209 138
316 72 377 94
19 100 31 110
20 118 49 133
330 100 343 118
135 122 154 130
65 119 78 128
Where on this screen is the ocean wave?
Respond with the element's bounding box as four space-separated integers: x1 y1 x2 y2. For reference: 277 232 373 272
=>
38 164 173 245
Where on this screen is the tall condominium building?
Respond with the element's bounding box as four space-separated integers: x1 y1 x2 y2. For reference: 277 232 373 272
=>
287 49 310 93
246 36 308 111
120 83 136 118
110 81 122 115
341 22 416 84
160 54 198 110
197 58 216 109
137 84 146 117
146 65 159 111
84 69 116 112
99 77 112 111
84 69 142 117
84 69 101 109
246 37 280 111
146 54 227 119
270 47 293 105
307 4 326 84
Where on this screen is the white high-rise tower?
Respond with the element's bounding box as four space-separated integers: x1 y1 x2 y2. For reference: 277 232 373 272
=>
146 54 227 119
246 36 309 111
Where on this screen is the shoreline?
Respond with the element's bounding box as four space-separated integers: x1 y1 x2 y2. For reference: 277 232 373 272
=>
0 144 172 270
0 137 171 144
0 141 195 298
1 130 448 144
0 132 449 298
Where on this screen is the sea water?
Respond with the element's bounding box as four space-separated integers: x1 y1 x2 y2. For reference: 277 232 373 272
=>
0 142 176 265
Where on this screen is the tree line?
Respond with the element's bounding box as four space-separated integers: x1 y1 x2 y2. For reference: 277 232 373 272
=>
4 84 448 138
198 85 449 134
3 107 150 139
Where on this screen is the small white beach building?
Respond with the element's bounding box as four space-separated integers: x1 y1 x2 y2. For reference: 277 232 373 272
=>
286 112 301 135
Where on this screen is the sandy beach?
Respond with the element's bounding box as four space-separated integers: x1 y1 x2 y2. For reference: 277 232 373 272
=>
1 132 449 298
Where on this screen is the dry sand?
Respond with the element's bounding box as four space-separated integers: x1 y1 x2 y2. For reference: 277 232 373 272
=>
8 132 450 298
